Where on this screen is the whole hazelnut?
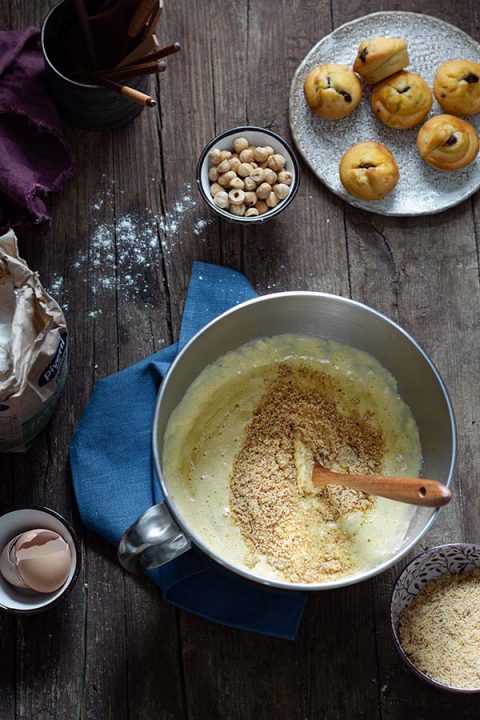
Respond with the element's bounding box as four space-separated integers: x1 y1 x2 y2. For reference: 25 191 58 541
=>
230 176 245 190
263 169 277 185
210 182 223 197
208 148 222 165
244 191 257 206
266 191 278 208
217 159 231 175
277 170 293 185
218 170 237 187
214 191 229 209
230 203 246 216
267 154 286 172
273 183 290 200
239 148 255 163
208 166 219 182
229 157 241 172
254 147 270 163
233 137 249 154
255 182 272 200
255 200 269 214
219 150 232 162
244 176 257 191
250 167 265 184
237 162 254 178
245 208 260 217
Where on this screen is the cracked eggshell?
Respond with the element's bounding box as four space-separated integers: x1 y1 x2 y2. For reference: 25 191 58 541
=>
0 529 71 594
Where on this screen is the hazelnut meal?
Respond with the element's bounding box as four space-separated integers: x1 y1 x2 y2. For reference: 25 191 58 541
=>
399 569 480 689
162 335 422 585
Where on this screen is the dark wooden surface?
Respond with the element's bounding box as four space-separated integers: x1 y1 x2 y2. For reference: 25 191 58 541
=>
1 1 480 718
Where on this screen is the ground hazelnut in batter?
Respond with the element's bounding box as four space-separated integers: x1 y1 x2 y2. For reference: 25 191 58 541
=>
162 335 422 585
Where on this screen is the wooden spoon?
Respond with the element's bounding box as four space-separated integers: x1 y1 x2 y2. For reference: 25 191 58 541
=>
312 463 451 507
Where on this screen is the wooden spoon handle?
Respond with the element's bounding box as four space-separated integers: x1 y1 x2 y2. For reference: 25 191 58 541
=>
312 467 451 507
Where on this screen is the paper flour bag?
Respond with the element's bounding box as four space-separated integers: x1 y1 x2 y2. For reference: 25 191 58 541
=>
0 230 67 452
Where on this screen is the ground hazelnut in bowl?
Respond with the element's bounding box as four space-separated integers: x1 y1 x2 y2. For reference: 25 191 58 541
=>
196 126 300 223
391 543 480 693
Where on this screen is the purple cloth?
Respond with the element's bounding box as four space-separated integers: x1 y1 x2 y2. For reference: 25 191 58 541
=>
0 27 74 233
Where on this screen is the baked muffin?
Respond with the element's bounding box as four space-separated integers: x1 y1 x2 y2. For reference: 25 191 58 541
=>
353 36 409 85
339 142 399 200
416 114 479 171
434 60 480 116
303 64 362 120
372 71 432 129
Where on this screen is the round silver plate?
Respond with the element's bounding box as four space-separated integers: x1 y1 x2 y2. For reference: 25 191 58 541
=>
289 11 480 216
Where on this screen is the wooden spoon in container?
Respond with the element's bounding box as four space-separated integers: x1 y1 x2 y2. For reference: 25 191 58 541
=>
312 463 451 507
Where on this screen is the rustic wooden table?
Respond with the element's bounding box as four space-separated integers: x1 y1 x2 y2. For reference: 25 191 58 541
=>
1 0 480 718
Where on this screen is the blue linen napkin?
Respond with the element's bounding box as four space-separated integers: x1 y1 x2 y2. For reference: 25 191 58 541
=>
71 262 307 640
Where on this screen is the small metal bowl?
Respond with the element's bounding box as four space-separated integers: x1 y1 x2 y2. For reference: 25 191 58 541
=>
391 543 480 694
0 507 81 614
196 125 300 224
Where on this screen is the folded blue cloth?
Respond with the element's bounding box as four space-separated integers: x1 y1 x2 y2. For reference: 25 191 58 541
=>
71 262 307 639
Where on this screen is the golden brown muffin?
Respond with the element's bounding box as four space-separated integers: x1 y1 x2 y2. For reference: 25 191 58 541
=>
303 64 362 120
353 36 409 85
416 114 479 171
372 71 432 129
434 60 480 116
339 142 399 200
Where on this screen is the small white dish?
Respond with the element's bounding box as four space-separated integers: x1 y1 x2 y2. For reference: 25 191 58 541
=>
196 125 300 224
0 507 80 614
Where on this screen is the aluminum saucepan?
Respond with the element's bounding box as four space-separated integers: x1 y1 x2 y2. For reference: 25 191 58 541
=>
118 292 457 591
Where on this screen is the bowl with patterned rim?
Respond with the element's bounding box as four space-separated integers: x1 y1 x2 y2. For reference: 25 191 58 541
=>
391 543 480 693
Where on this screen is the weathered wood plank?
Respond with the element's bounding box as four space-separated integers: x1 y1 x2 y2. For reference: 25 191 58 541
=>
111 106 186 720
331 1 480 717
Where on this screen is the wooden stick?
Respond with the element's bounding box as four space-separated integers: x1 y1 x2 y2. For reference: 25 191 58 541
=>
144 0 163 37
93 74 156 107
311 463 452 507
72 0 98 68
125 42 181 66
101 61 166 82
115 33 159 68
128 0 159 38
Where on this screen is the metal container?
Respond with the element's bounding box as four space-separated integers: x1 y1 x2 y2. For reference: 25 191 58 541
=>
41 0 150 130
118 293 457 591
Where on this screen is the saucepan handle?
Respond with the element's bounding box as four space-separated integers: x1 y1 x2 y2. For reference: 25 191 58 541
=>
117 502 191 573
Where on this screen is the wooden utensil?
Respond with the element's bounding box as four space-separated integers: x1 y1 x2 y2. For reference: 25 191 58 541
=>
312 463 451 507
126 42 181 65
101 60 166 81
115 32 159 67
128 0 159 38
92 74 156 106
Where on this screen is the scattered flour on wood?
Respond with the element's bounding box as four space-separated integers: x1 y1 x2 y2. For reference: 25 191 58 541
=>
47 182 214 317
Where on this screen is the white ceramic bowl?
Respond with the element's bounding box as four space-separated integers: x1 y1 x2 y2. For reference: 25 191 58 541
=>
0 507 80 614
391 543 480 693
196 125 300 224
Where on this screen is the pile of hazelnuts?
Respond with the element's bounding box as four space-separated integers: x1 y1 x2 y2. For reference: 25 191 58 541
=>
207 136 293 217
